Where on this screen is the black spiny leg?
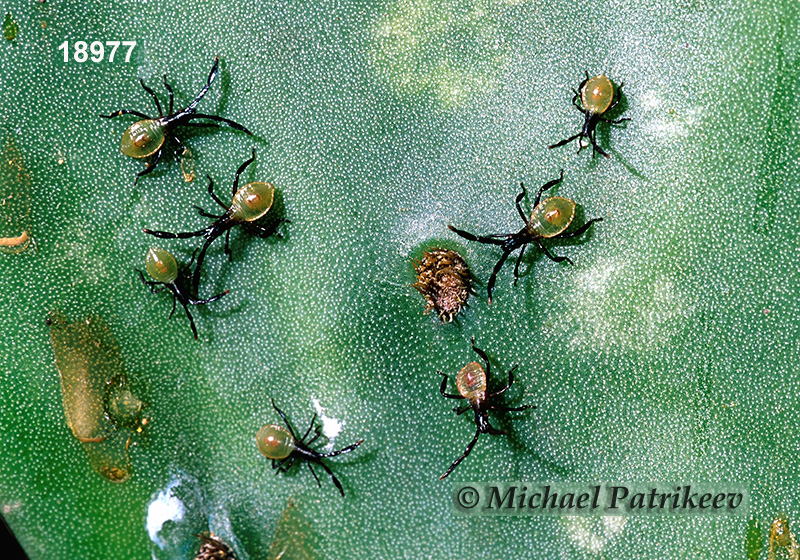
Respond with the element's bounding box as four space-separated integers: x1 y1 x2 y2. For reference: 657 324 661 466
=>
162 75 174 114
439 372 464 400
205 175 228 210
440 427 480 480
487 364 518 398
243 218 290 239
548 132 582 151
512 243 527 286
469 337 491 378
139 79 164 117
190 114 253 135
100 109 150 120
534 170 564 206
316 460 344 497
486 249 512 305
515 183 529 223
307 462 322 487
320 440 364 458
535 239 572 265
557 217 602 240
233 148 257 195
180 302 199 340
134 147 163 185
271 399 298 439
301 414 318 442
447 225 506 246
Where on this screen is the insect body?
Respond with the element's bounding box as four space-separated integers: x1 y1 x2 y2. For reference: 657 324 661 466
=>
143 149 288 297
101 56 252 183
549 72 629 158
256 400 364 497
438 338 534 479
138 247 229 340
448 171 602 303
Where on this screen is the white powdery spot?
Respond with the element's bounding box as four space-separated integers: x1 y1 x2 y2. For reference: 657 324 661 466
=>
145 477 185 549
311 397 343 442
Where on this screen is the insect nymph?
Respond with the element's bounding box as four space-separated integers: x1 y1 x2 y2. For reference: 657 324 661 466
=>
256 400 364 496
438 338 534 479
549 72 630 158
138 248 229 340
448 171 602 303
144 149 287 297
101 56 252 182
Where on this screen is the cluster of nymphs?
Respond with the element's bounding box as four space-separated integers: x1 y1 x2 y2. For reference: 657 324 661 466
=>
102 56 287 340
415 72 628 478
103 56 362 498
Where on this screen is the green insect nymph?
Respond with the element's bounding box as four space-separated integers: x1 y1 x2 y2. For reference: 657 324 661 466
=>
448 171 602 303
138 247 229 340
144 149 288 299
438 337 534 479
549 72 630 158
256 400 364 497
101 56 252 183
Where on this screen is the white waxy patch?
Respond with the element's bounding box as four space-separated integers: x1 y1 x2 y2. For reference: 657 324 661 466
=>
311 397 343 442
146 477 186 549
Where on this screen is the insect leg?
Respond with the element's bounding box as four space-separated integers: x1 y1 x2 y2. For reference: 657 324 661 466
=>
205 174 228 210
100 109 150 120
548 133 581 150
440 427 481 480
232 149 256 195
321 439 364 458
180 301 198 340
193 205 221 219
243 219 290 239
142 228 206 240
191 236 217 297
139 79 164 117
447 225 505 246
301 414 318 442
189 289 230 306
134 147 164 185
589 128 610 159
183 56 219 113
557 217 603 239
315 460 345 497
224 230 232 260
534 170 565 206
535 239 572 265
162 75 174 114
307 461 322 487
601 116 631 125
439 372 465 399
486 250 512 305
189 114 253 135
270 399 298 439
469 337 492 379
488 364 518 398
515 183 529 223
